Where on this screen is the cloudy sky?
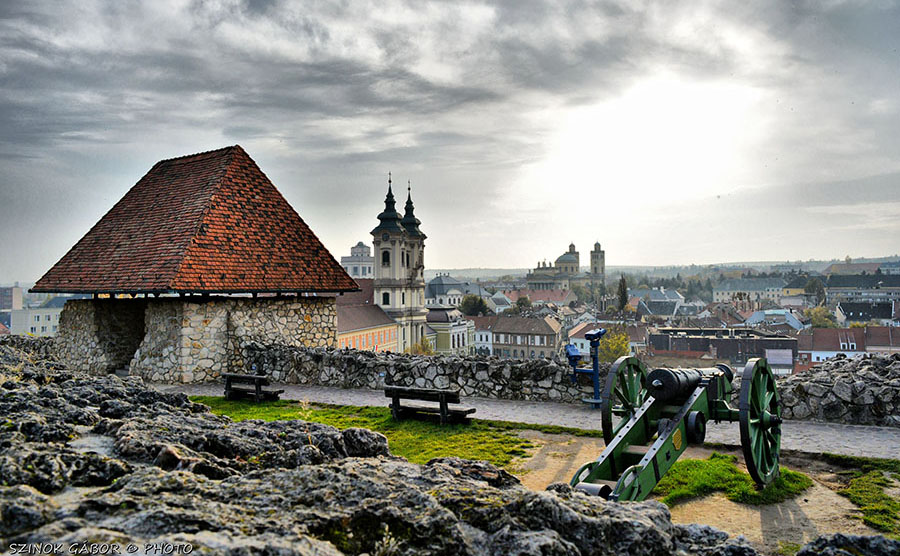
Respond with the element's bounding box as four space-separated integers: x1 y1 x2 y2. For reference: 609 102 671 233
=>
2 0 900 282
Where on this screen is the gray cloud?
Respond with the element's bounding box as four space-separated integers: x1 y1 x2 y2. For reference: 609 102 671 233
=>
1 0 899 281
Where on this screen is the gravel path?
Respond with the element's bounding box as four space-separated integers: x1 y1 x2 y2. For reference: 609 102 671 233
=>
154 382 900 460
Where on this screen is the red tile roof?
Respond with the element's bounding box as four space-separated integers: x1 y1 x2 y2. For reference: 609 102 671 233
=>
336 279 374 306
0 323 9 335
502 288 574 304
32 146 358 294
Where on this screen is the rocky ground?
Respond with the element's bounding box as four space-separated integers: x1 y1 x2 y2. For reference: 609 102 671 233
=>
1 337 898 555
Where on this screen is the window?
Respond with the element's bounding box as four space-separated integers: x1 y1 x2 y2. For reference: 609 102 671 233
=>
45 315 51 321
402 292 406 305
352 266 359 275
52 325 57 332
513 349 517 357
382 250 390 266
382 292 390 305
41 326 47 332
30 327 36 333
34 315 40 322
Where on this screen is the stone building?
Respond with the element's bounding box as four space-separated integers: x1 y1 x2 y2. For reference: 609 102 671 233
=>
525 242 605 290
371 177 427 352
31 145 358 382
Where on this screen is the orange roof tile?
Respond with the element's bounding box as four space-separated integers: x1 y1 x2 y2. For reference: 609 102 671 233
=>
32 146 358 294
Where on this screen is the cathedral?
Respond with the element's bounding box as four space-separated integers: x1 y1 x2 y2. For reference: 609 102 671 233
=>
526 242 606 291
371 175 427 352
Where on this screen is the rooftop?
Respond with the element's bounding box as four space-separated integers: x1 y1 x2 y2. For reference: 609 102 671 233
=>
32 146 358 295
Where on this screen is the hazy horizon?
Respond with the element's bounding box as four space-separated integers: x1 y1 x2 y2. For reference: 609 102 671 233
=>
3 2 900 282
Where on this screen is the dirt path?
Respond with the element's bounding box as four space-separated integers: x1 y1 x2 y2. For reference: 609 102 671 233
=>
511 430 882 556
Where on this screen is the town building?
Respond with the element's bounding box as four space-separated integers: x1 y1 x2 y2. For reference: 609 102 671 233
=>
371 177 427 353
490 315 563 359
525 242 605 290
424 274 492 307
486 291 513 314
648 327 797 372
340 242 374 278
336 279 399 352
9 296 89 336
426 307 475 355
835 301 898 326
825 274 900 304
468 316 495 355
30 145 358 381
823 262 882 275
713 278 787 304
501 288 577 307
797 328 867 368
881 261 900 275
743 308 809 331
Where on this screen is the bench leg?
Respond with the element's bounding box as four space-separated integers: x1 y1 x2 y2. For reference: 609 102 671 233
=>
255 381 262 403
439 395 449 425
391 394 402 420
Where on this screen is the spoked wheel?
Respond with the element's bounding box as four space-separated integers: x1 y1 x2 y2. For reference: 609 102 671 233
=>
739 358 782 487
601 356 650 444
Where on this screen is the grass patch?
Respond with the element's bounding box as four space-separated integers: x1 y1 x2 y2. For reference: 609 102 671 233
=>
652 453 812 506
775 541 803 556
192 396 535 467
820 453 900 538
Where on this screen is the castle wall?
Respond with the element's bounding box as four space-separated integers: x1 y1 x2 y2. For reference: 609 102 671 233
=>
57 297 337 382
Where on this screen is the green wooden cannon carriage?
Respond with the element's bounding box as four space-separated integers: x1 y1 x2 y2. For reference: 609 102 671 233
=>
570 356 782 501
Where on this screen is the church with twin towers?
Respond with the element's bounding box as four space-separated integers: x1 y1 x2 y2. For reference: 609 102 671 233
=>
369 174 427 353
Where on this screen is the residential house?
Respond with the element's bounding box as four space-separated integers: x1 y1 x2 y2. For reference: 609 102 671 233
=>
782 276 809 297
713 278 787 304
797 328 866 368
864 326 900 355
825 274 900 304
881 261 900 275
426 307 475 355
491 315 562 359
835 301 897 326
486 291 513 314
468 316 496 356
425 274 492 307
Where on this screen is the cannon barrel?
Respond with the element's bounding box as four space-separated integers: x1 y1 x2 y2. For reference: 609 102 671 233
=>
647 365 733 402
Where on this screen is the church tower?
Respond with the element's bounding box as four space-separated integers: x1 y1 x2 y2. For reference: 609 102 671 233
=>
590 241 606 285
372 174 427 352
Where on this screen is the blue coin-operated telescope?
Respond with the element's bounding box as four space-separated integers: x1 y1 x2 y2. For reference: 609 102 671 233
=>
565 328 606 408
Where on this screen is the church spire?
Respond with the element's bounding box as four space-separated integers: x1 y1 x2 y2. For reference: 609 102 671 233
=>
401 180 426 239
371 172 403 235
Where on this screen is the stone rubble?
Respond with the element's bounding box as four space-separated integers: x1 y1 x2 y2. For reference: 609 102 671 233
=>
0 336 789 555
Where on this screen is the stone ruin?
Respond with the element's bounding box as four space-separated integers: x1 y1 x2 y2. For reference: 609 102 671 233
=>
3 336 898 555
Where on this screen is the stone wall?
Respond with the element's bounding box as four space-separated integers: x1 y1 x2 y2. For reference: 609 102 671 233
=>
56 299 147 374
243 342 604 403
56 296 337 383
777 353 900 427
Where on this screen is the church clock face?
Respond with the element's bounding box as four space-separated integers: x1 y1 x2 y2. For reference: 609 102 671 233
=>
382 233 390 242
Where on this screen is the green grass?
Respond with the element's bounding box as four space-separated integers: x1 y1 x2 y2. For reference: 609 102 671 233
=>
651 453 813 506
775 541 803 556
192 396 538 467
820 453 900 538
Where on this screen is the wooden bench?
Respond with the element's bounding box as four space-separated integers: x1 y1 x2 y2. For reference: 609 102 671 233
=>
222 373 284 402
384 385 476 424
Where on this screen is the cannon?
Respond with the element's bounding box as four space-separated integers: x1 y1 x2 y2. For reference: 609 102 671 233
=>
570 354 782 501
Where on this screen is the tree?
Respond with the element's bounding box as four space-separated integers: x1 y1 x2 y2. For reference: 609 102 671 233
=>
597 328 630 362
806 306 837 328
616 275 628 311
407 337 435 355
804 278 826 306
459 294 490 316
516 296 532 309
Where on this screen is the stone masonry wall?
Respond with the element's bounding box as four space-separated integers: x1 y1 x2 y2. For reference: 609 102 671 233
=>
243 342 602 403
56 299 147 375
776 353 900 427
55 296 336 383
130 296 337 383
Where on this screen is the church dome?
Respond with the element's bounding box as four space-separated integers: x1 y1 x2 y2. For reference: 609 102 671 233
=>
556 252 578 264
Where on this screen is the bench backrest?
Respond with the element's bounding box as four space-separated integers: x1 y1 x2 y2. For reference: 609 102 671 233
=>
384 386 461 404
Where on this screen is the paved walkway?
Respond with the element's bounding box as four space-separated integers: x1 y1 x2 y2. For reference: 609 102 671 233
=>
153 382 900 460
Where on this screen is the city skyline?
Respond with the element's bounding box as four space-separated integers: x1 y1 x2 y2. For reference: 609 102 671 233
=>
2 1 900 282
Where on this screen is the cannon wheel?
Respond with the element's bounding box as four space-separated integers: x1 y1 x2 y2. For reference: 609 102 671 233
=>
739 358 782 487
601 356 650 444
